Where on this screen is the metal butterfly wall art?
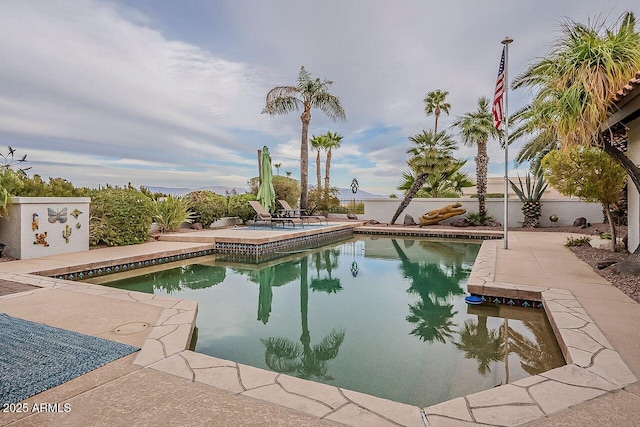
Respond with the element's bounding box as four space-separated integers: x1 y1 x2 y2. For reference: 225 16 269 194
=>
47 208 68 224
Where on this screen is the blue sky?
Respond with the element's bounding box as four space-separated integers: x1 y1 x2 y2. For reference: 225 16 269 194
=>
0 0 636 195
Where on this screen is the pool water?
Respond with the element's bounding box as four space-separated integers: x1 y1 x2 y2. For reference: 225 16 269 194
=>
90 236 565 407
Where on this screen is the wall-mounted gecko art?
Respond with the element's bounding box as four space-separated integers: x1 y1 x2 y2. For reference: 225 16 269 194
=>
32 213 39 231
34 232 49 247
48 208 68 223
75 222 81 229
71 209 82 219
62 225 72 243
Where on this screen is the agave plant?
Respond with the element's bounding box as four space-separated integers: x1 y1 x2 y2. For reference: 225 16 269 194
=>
152 195 196 233
509 173 548 228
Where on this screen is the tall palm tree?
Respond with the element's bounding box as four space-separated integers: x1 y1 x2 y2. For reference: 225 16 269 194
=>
424 90 451 134
452 97 502 222
390 130 457 224
263 67 346 210
398 161 473 198
310 134 327 192
513 12 640 201
323 131 343 192
273 163 282 175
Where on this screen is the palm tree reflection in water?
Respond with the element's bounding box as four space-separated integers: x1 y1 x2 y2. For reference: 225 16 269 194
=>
455 316 504 375
262 255 346 381
391 239 469 343
456 306 565 383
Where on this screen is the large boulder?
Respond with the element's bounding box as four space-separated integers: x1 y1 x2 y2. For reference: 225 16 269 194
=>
573 217 591 228
617 256 640 276
403 214 417 226
450 218 470 227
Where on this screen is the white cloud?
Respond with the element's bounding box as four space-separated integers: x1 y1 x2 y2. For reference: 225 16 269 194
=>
0 0 635 194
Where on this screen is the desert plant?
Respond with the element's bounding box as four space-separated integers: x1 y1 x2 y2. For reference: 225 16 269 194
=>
152 195 196 233
466 212 495 226
565 236 591 247
509 173 548 228
227 193 257 223
88 187 154 246
0 168 22 217
184 191 227 227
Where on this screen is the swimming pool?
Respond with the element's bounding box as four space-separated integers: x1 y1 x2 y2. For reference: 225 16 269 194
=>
87 236 564 407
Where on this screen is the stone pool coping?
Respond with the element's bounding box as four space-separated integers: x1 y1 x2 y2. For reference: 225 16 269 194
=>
1 233 636 426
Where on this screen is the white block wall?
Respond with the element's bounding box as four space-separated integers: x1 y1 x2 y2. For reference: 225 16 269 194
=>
363 198 604 228
0 197 90 259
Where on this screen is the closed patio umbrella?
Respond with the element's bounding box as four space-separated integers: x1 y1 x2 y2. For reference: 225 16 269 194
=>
257 146 276 213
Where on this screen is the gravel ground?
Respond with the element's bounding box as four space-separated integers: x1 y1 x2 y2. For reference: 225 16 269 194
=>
570 245 640 303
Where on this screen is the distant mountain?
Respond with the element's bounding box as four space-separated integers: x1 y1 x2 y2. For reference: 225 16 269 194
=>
146 185 383 199
145 185 248 196
336 188 383 200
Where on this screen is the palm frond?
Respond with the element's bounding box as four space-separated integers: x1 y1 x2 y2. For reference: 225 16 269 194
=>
312 329 346 361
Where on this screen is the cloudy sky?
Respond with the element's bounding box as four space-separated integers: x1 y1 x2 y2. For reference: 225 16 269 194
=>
0 1 636 195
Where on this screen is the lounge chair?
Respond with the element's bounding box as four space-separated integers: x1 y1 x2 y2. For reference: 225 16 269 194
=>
248 201 302 228
278 200 326 225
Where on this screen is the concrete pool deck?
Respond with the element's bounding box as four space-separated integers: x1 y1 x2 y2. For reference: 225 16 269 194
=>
0 227 638 426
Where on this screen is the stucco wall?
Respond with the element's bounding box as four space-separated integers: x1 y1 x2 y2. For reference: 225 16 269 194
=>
0 197 90 259
364 198 603 227
627 117 640 253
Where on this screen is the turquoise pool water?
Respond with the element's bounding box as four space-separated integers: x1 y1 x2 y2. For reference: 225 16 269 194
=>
89 236 564 407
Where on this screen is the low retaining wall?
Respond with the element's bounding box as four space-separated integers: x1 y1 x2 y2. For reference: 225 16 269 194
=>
364 198 603 227
0 197 90 259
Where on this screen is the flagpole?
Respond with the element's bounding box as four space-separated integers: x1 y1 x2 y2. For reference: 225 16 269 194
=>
502 36 513 250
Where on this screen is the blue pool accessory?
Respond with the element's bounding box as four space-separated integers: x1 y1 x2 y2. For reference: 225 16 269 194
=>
465 294 483 305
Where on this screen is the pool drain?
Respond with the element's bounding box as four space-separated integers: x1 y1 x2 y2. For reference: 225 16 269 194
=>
113 322 150 335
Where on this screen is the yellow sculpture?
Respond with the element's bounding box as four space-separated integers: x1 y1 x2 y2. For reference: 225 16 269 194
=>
419 203 466 226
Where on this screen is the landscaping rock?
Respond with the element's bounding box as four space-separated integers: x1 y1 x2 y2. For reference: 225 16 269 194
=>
347 213 358 220
597 259 619 269
617 256 640 276
573 217 591 228
403 214 417 226
450 218 470 227
190 222 203 230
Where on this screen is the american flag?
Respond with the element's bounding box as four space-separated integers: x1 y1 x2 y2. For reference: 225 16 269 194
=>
492 47 506 129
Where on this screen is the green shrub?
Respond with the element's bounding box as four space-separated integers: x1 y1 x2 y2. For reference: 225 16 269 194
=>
340 200 364 214
184 190 227 227
227 193 257 223
471 193 504 198
16 174 85 197
153 195 196 232
0 168 23 217
307 187 340 215
89 187 154 246
247 176 301 209
565 236 591 247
